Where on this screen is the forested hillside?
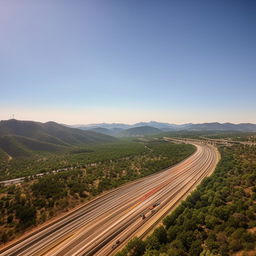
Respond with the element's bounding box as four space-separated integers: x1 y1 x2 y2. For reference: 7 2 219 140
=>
0 119 116 158
117 145 256 256
118 126 163 137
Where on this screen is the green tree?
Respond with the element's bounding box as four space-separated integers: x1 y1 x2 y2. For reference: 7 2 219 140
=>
189 240 203 256
145 235 160 250
126 237 146 256
205 215 219 229
16 205 36 228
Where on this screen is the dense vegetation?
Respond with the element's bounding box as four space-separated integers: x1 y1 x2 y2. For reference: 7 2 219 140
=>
162 130 256 143
117 144 256 256
0 141 144 180
204 132 256 143
0 140 195 244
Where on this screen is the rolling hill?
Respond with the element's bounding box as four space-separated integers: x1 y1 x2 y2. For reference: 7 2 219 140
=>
88 127 124 136
0 136 65 158
118 126 162 137
0 119 117 157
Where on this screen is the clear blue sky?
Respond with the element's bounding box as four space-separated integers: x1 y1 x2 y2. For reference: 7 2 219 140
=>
1 0 255 124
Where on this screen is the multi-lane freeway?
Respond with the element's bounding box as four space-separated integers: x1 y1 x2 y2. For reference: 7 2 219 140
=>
0 141 219 256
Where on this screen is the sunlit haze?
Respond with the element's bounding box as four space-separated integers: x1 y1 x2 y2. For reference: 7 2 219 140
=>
1 1 256 124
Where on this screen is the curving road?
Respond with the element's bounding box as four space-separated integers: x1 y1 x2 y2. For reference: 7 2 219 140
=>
0 141 219 256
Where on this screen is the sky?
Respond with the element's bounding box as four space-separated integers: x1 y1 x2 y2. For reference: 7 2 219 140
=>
1 0 256 124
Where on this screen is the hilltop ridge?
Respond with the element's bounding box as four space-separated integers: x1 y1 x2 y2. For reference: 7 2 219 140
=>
0 119 116 157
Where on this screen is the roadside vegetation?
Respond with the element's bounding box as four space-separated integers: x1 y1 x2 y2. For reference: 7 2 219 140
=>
0 140 195 244
162 131 256 143
117 144 256 256
204 132 256 143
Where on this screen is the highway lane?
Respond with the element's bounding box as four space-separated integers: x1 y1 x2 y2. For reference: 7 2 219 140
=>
91 143 217 256
0 141 219 256
102 144 218 255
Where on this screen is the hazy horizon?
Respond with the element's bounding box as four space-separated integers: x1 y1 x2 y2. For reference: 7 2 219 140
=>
1 1 256 124
1 106 256 125
1 116 256 126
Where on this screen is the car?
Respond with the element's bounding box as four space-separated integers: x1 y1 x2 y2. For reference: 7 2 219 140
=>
149 202 161 210
112 240 120 249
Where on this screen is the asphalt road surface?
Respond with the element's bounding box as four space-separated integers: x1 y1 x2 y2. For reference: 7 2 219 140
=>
0 141 219 256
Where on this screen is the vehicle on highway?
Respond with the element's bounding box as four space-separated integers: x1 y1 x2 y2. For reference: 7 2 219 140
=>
111 240 121 249
149 202 160 210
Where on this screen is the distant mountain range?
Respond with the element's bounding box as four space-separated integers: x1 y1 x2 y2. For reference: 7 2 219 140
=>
1 119 256 158
0 119 116 158
73 121 186 131
74 121 256 135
